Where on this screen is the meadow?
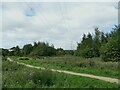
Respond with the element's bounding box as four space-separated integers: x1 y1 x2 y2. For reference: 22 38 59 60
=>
11 55 119 79
2 56 119 88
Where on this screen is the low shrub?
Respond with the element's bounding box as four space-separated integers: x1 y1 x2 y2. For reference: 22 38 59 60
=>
2 61 22 71
31 69 56 86
74 61 87 68
2 56 7 61
88 60 96 67
79 62 87 67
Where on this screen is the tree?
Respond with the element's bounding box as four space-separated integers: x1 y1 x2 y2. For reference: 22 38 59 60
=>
94 27 101 44
2 48 9 56
30 42 56 56
93 27 101 57
33 42 38 49
13 46 21 56
22 44 33 56
100 25 120 61
76 27 106 58
65 50 74 55
101 32 107 44
76 33 95 58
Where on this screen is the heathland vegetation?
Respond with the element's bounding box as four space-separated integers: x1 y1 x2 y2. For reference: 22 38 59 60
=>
1 25 120 88
2 57 119 88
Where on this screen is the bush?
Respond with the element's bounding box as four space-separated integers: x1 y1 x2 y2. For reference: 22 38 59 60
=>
79 62 87 67
31 70 56 86
88 60 96 67
83 48 94 58
100 37 120 62
2 61 22 71
2 56 7 61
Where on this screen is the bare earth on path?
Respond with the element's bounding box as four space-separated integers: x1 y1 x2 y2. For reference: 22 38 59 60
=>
7 57 120 85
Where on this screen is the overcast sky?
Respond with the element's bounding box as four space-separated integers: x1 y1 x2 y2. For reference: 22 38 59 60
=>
1 1 118 50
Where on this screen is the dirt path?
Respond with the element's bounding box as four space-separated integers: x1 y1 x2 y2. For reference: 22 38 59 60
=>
7 57 120 85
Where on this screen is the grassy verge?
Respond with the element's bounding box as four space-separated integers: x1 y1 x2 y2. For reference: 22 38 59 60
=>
11 56 119 79
2 58 119 88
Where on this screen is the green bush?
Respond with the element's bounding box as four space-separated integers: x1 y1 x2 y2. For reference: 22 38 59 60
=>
100 26 120 62
31 70 56 86
88 60 96 67
82 48 94 58
2 61 22 71
100 37 120 62
74 60 88 68
2 56 7 61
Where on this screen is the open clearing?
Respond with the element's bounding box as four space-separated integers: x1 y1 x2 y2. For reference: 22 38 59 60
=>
11 56 119 79
7 57 120 85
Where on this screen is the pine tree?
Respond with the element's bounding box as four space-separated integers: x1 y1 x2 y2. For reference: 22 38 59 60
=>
93 27 101 57
100 25 120 61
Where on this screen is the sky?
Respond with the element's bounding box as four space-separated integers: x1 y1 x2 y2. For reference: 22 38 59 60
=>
0 1 118 50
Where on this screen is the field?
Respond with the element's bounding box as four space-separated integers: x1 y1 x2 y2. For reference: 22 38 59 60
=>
2 57 119 88
11 56 119 79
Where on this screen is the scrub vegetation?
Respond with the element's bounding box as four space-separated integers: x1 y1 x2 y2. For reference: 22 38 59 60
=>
1 25 120 88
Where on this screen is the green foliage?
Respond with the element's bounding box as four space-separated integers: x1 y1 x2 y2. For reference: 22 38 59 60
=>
100 26 120 61
30 42 56 56
3 60 56 88
13 46 21 56
76 32 97 58
2 59 119 88
101 32 108 44
2 49 9 56
31 70 56 86
76 26 119 61
2 56 7 61
81 48 94 58
15 56 119 78
7 46 21 56
94 27 101 49
56 48 65 56
64 50 74 55
22 44 33 56
2 60 22 72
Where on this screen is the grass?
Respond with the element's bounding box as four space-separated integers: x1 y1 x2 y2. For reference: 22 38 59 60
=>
2 59 119 88
11 56 119 79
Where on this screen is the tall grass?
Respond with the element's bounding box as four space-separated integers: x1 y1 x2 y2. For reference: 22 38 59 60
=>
2 60 56 88
2 59 119 88
30 69 56 86
13 55 119 78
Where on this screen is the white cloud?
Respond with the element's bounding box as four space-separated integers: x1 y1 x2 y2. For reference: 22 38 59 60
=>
1 2 118 50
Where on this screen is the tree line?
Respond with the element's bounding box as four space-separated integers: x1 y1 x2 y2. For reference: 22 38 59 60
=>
1 25 120 62
75 25 120 61
1 42 74 57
